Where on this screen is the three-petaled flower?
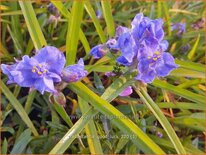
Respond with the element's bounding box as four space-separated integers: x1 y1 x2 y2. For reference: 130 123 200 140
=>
1 46 88 94
136 42 178 83
1 46 65 94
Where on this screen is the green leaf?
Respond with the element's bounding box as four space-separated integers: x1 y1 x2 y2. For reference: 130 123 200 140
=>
157 102 204 110
51 1 90 55
174 117 204 131
1 109 13 124
66 1 84 65
115 135 129 153
170 68 204 79
175 59 205 73
149 134 204 154
136 87 186 154
9 1 23 52
0 8 46 16
68 76 165 153
7 25 22 53
16 91 36 138
24 91 36 114
172 113 205 131
0 127 15 135
84 1 106 43
188 34 200 59
49 74 135 154
50 93 86 149
101 0 115 37
185 144 204 154
85 65 113 73
13 85 21 97
46 121 68 132
78 97 103 154
49 107 97 154
11 129 33 154
19 1 46 49
177 79 204 89
0 81 39 136
93 72 105 93
152 79 205 104
0 4 10 10
25 38 34 55
52 102 73 128
1 138 8 154
51 73 165 154
101 73 135 102
162 1 171 36
0 41 12 60
157 0 162 18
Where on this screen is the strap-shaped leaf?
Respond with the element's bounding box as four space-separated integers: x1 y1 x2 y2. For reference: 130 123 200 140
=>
19 1 46 49
136 87 186 154
0 81 39 136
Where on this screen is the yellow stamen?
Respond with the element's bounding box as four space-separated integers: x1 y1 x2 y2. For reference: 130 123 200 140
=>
147 56 151 59
38 71 42 75
38 64 42 68
153 57 157 61
43 69 47 73
32 69 36 73
157 55 161 58
154 51 160 55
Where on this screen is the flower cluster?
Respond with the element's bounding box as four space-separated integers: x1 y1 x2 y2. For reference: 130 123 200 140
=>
1 46 87 94
90 13 178 83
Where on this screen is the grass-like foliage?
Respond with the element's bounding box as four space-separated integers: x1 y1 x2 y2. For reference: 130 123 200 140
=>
0 1 205 154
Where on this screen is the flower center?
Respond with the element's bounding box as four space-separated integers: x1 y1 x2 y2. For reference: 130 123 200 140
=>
147 51 162 67
147 51 161 61
31 64 47 76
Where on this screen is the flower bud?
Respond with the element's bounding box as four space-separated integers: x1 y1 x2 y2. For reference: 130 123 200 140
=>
49 92 66 107
61 58 88 83
119 86 133 97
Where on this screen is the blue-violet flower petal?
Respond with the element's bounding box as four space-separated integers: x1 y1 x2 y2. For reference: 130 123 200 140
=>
61 58 88 83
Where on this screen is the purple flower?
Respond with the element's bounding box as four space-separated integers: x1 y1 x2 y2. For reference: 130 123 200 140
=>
105 72 116 77
112 13 178 83
48 15 60 27
119 86 133 96
47 3 60 17
134 26 178 83
106 26 130 51
131 13 164 42
171 22 186 36
96 10 102 19
131 13 164 60
112 13 165 66
90 13 179 84
61 58 88 83
115 26 130 38
156 131 163 138
1 64 18 84
90 44 108 59
1 46 66 94
107 26 137 66
116 32 137 66
106 39 119 50
136 50 178 83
